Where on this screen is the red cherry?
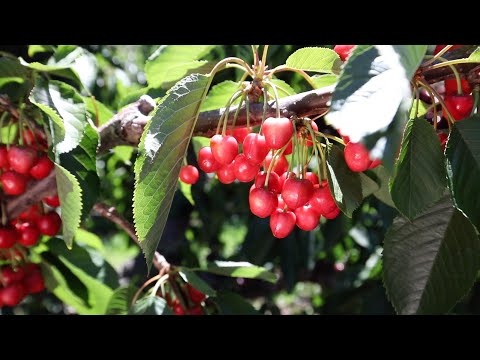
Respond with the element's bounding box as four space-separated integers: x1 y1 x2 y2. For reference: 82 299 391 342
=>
186 284 206 303
0 146 8 169
265 153 289 176
434 45 462 55
226 127 250 144
369 159 382 169
249 188 278 218
294 204 320 231
23 263 41 275
254 171 281 193
324 207 341 219
1 266 25 286
338 129 351 144
44 194 61 208
19 204 42 222
172 298 185 315
23 271 45 294
198 147 220 173
22 129 36 147
17 223 40 247
278 172 289 190
277 195 286 210
438 132 448 151
7 146 38 175
29 155 54 180
344 142 372 172
210 134 238 165
283 140 293 155
305 172 319 185
187 305 204 315
309 184 337 216
443 95 474 121
0 283 27 307
1 171 28 195
36 212 62 236
301 121 318 147
334 45 356 61
445 78 471 95
243 133 269 165
281 177 314 210
262 117 294 150
179 165 199 185
0 227 19 249
216 162 236 184
233 154 259 182
270 209 296 239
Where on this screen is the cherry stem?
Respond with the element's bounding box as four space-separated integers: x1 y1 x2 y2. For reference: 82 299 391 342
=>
230 94 245 131
258 87 269 135
418 79 455 127
306 121 322 181
261 45 269 75
1 201 7 227
289 121 299 174
245 96 251 132
422 45 454 67
0 111 8 143
471 87 479 117
265 80 281 118
315 141 328 181
131 273 163 305
265 144 288 189
427 55 464 95
423 58 479 73
269 65 317 89
221 90 243 136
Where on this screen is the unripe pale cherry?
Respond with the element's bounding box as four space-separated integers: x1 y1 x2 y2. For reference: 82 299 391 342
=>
262 117 294 150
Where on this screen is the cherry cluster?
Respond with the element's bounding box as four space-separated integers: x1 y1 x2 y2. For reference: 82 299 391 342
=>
166 283 206 315
0 262 45 308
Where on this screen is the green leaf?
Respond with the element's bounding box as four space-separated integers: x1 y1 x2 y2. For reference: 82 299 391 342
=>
54 164 83 248
178 181 195 206
467 47 480 62
409 99 429 119
213 291 258 315
133 74 211 269
0 56 32 100
286 47 343 75
145 45 215 89
383 195 480 315
269 78 297 97
195 261 277 283
359 172 380 199
129 296 173 315
59 122 100 221
179 269 216 296
105 285 138 315
28 45 56 57
446 116 480 230
0 77 24 88
30 78 88 154
83 96 114 126
326 145 363 217
201 80 240 111
42 238 117 315
365 165 395 208
311 74 337 89
326 45 428 170
74 229 104 252
391 118 447 219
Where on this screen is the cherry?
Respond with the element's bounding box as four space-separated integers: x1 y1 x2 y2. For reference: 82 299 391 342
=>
369 159 382 169
344 142 372 172
187 305 203 315
242 133 269 165
233 154 259 182
254 171 281 193
270 209 296 239
0 227 18 249
216 162 236 184
444 78 471 95
226 127 250 144
197 147 220 173
262 117 294 150
44 194 61 208
1 266 25 286
277 195 286 210
443 95 474 121
324 207 341 219
22 129 37 147
294 204 320 231
29 155 54 180
0 283 27 307
23 263 41 275
301 121 318 147
249 187 278 218
438 132 448 151
210 134 238 165
281 177 314 210
1 171 28 195
278 172 289 190
305 172 319 185
7 146 38 175
19 204 42 222
434 45 462 55
36 212 62 236
309 184 337 216
172 298 185 315
338 129 351 144
265 153 289 176
23 271 45 294
283 140 293 155
179 165 200 185
0 146 8 169
186 284 206 304
334 45 356 61
17 223 40 247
